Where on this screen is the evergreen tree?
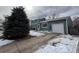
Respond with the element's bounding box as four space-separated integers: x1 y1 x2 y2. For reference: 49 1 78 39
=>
3 6 30 40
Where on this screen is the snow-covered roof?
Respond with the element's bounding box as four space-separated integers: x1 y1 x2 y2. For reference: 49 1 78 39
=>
48 16 71 21
38 16 71 23
31 16 72 25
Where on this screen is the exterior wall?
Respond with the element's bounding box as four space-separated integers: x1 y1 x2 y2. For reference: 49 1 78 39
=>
31 18 46 31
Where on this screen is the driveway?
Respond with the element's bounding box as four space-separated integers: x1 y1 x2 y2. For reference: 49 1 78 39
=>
0 33 59 53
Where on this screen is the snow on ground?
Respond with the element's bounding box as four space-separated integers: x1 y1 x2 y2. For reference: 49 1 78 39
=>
29 30 45 36
0 31 14 46
34 35 79 53
0 39 14 46
0 30 44 46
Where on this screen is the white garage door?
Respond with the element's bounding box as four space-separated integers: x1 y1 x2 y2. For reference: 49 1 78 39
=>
52 23 64 34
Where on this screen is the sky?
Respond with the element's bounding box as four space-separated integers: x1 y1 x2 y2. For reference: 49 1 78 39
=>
0 6 79 20
28 6 79 20
0 6 13 20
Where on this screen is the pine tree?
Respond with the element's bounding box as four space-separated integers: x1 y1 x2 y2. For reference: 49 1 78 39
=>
3 6 30 40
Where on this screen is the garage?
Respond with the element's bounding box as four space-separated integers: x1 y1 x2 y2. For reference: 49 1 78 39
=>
52 23 65 34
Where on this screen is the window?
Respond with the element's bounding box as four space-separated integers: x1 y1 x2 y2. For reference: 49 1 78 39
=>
41 22 47 28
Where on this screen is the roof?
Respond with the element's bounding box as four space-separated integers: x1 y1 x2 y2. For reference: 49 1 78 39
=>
47 16 71 21
39 16 71 23
31 16 72 24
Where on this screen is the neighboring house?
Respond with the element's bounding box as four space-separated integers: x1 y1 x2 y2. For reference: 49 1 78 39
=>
0 20 3 30
0 23 3 30
31 16 73 34
71 17 79 35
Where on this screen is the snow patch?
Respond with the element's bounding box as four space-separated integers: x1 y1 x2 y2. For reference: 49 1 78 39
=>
0 39 14 46
29 30 45 36
0 31 14 46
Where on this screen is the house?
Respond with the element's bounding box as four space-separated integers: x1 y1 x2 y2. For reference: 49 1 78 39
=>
31 16 73 34
0 20 3 30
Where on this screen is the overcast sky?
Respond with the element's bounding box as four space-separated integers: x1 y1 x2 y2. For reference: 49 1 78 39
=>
0 6 79 20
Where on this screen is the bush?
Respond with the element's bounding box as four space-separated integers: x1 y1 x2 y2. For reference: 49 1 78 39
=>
69 27 79 35
3 6 30 40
